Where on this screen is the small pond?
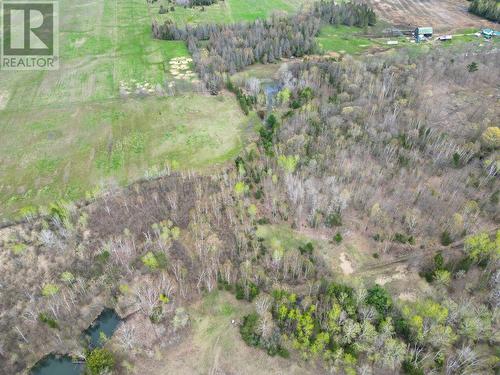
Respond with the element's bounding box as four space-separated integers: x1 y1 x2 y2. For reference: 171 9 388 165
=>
31 308 122 374
30 354 83 375
83 308 122 348
262 81 281 111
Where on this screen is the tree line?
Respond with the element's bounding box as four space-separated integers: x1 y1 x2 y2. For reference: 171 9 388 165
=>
468 0 500 22
152 1 377 93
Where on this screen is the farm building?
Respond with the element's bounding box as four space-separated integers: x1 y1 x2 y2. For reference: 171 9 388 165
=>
481 29 500 38
415 27 433 37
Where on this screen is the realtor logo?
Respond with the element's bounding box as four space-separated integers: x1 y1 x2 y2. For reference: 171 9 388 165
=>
1 1 59 70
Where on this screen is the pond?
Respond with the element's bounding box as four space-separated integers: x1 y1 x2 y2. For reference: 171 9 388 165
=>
30 354 83 375
31 308 122 374
262 81 281 111
83 308 122 348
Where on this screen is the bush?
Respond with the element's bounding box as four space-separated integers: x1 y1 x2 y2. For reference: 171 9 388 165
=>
38 312 59 329
464 231 498 263
141 251 168 270
325 212 342 227
453 255 474 274
41 283 59 297
366 285 392 315
481 127 500 149
393 233 415 245
402 360 424 375
299 242 314 255
467 62 478 73
440 231 453 246
86 348 115 375
434 252 444 270
235 282 260 301
240 313 260 347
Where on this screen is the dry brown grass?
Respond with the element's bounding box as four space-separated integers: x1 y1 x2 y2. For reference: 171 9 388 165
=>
367 0 497 32
134 291 316 375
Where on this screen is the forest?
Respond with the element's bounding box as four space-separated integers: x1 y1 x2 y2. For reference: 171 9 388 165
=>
153 2 376 93
1 41 498 374
468 0 500 22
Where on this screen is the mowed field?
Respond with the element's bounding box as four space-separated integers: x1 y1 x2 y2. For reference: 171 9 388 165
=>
0 0 248 221
367 0 497 32
150 0 314 25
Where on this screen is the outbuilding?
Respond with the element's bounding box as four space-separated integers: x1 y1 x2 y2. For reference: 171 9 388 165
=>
415 27 433 42
415 27 433 37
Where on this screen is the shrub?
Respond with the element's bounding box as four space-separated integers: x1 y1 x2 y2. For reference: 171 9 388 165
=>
240 313 260 346
481 127 500 149
95 250 110 264
299 242 314 255
60 271 75 283
366 285 392 315
85 348 115 375
277 346 290 358
434 252 444 270
38 312 59 329
42 283 59 297
433 269 451 287
235 282 260 301
141 251 167 270
464 231 498 263
467 62 478 73
248 282 260 301
172 307 189 331
402 360 424 375
393 233 415 245
440 231 452 246
325 212 342 227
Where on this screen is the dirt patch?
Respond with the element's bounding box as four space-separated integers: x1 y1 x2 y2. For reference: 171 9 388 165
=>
339 252 354 275
398 291 417 302
74 37 86 48
375 264 407 285
367 0 497 32
0 90 9 110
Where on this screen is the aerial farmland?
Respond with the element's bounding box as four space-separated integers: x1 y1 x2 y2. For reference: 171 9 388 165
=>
0 0 251 221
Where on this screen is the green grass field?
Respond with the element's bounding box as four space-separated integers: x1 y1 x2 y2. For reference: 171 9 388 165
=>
150 0 313 25
0 0 248 220
316 25 377 55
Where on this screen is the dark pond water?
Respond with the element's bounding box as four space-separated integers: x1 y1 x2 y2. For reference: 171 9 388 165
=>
84 308 122 348
31 308 122 375
30 354 83 375
262 81 281 111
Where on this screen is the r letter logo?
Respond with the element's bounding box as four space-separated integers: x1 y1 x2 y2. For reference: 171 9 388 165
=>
1 1 59 70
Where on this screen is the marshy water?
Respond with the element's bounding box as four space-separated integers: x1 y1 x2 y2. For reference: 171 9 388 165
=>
262 81 281 111
29 355 83 375
30 309 122 375
84 308 122 348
